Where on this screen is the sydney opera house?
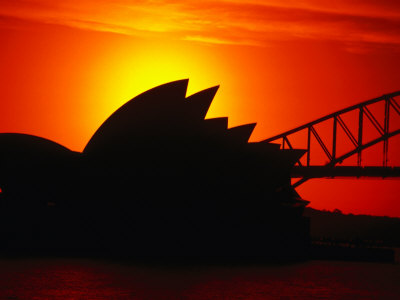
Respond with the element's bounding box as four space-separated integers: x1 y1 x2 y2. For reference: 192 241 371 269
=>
0 80 309 258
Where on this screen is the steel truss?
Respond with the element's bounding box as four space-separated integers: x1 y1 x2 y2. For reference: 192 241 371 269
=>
263 91 400 187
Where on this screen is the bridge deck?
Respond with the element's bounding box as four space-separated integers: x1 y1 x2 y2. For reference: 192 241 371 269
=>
291 166 400 178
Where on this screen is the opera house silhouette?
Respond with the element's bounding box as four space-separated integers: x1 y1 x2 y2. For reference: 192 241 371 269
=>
0 80 309 258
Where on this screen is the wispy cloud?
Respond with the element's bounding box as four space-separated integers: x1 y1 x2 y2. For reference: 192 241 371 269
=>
1 0 400 49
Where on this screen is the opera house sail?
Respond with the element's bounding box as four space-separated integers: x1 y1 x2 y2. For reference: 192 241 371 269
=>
0 80 309 258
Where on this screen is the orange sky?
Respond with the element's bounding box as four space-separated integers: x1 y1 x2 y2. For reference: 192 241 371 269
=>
1 0 400 216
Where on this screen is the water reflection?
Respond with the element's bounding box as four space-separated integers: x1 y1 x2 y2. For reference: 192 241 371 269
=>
0 259 399 299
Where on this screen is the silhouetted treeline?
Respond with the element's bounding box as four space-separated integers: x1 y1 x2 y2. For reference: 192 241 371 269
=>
304 207 400 247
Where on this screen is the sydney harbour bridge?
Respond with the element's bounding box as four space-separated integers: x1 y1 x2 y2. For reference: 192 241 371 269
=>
263 91 400 188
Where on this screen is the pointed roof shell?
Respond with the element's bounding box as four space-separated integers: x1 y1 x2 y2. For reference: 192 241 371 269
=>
84 79 189 153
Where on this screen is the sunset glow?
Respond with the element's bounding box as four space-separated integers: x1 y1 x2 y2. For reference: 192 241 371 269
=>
88 40 237 128
1 0 400 216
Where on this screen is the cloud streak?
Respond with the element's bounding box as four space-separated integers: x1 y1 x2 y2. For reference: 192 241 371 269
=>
1 0 400 49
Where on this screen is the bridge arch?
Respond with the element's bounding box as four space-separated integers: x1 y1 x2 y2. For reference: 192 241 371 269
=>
263 91 400 187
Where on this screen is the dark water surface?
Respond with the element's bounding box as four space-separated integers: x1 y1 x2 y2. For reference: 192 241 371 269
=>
0 258 399 299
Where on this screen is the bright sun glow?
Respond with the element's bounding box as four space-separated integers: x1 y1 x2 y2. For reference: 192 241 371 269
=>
86 40 237 135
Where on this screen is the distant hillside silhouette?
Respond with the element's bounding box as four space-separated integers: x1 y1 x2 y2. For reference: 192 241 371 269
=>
304 207 400 247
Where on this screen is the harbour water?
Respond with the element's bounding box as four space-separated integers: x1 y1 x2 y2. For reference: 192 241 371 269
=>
0 258 399 299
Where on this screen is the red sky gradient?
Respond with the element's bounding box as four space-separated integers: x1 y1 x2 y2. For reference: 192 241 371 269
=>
1 0 400 216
